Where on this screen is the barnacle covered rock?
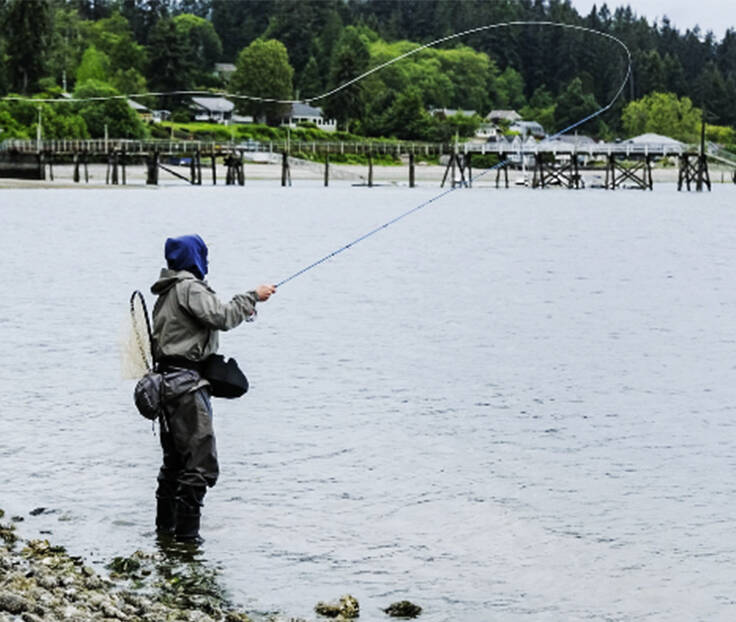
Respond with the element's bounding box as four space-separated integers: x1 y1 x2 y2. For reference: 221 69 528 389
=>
383 600 422 618
315 594 360 619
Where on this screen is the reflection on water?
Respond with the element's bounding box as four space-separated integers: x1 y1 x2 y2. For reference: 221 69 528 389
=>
2 183 736 621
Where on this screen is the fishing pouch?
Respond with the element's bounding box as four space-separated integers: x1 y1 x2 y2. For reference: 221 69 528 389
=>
134 371 164 420
202 354 248 399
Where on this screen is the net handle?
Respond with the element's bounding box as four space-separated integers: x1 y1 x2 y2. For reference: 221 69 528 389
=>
130 290 155 371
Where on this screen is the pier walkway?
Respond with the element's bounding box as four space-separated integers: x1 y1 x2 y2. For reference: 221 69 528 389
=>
1 137 732 190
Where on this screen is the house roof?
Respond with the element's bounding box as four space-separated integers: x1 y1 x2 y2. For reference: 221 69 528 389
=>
511 120 544 129
487 110 521 122
430 108 477 118
191 96 234 113
127 98 149 112
542 134 595 146
627 133 684 146
510 120 546 135
290 102 324 118
215 63 236 74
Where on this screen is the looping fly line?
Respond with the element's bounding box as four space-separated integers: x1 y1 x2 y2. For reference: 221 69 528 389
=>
273 22 631 287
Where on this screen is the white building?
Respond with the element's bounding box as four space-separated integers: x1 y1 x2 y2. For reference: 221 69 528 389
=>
282 102 336 132
486 110 522 124
429 108 477 119
191 96 235 123
509 120 546 139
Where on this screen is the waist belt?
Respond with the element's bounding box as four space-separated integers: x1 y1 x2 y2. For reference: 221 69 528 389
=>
157 355 205 374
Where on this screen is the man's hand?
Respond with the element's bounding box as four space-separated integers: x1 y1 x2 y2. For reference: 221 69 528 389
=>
255 284 277 301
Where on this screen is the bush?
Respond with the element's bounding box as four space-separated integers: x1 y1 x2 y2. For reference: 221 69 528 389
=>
171 109 191 123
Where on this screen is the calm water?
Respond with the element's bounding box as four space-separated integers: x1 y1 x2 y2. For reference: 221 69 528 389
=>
2 182 736 621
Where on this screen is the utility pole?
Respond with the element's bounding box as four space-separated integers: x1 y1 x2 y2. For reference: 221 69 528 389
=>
36 106 42 151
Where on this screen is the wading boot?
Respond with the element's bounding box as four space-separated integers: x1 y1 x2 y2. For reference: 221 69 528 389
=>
174 485 206 543
155 496 176 535
175 510 203 544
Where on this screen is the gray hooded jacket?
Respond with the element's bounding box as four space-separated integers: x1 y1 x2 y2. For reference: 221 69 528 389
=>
150 269 258 362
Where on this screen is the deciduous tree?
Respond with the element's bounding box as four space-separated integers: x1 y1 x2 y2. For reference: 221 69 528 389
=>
74 79 146 137
621 92 701 142
230 38 294 124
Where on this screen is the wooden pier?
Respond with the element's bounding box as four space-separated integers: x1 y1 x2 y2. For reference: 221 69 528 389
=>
0 137 730 191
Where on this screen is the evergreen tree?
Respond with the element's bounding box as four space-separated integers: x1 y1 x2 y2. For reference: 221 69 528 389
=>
716 29 736 80
47 5 87 92
211 0 272 60
494 66 526 110
324 26 370 131
119 0 171 45
555 77 600 134
2 0 53 94
298 55 322 99
315 7 342 84
146 16 192 109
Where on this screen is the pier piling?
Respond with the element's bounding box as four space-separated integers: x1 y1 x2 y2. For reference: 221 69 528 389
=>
73 151 80 183
281 151 291 186
146 150 159 185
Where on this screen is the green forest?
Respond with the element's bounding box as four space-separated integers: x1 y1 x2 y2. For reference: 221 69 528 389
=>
0 0 735 146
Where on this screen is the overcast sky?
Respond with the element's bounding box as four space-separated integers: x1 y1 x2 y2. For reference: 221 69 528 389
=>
570 0 733 40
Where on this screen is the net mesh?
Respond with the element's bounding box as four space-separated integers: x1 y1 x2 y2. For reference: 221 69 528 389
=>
120 291 153 380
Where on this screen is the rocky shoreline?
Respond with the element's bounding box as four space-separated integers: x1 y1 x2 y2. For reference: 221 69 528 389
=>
0 510 422 622
0 509 253 622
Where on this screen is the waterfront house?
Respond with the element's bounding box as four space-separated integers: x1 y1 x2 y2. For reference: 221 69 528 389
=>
127 98 152 122
214 63 236 82
509 120 546 139
429 108 478 119
486 110 522 124
282 102 336 132
191 96 235 123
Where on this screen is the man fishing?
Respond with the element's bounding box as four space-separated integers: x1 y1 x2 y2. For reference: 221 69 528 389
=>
150 234 275 542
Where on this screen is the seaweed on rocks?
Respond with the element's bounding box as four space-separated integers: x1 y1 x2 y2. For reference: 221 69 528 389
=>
0 508 253 622
315 594 360 619
383 601 422 618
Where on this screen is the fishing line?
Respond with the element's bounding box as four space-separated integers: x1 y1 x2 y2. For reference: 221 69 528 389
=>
274 23 631 287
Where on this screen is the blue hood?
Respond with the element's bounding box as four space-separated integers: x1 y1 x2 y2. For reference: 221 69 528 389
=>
165 234 208 280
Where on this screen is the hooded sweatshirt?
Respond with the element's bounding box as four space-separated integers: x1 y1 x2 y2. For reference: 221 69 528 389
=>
165 234 208 280
150 269 258 362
